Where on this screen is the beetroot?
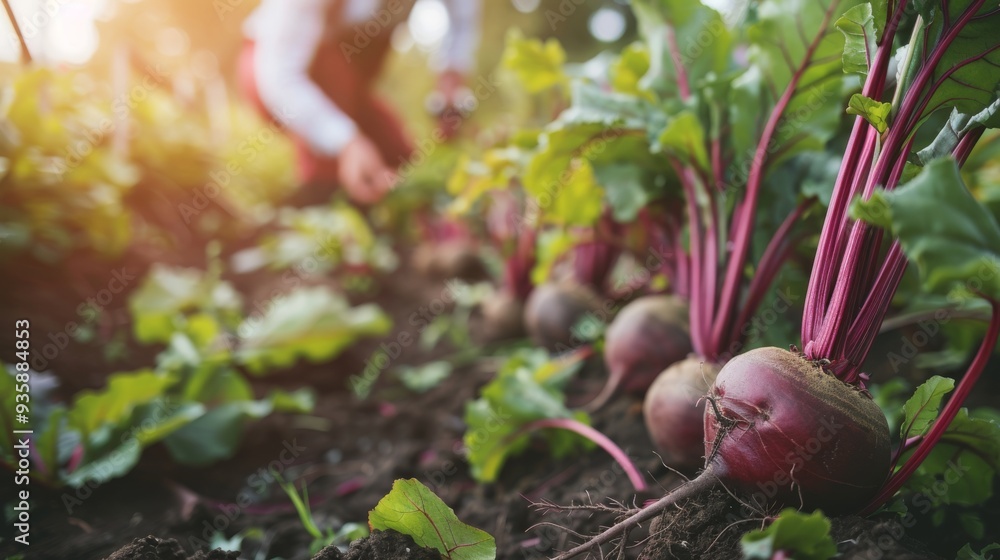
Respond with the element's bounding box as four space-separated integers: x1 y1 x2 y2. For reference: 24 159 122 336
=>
523 281 603 352
411 240 488 282
587 295 691 410
552 347 891 560
703 347 890 513
479 290 526 342
643 357 718 469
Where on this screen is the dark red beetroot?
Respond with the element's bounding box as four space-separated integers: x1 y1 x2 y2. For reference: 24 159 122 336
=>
586 295 691 410
551 347 891 560
523 281 603 352
643 357 719 469
479 290 526 342
704 347 890 513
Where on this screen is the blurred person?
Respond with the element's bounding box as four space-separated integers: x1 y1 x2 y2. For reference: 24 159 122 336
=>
238 0 481 206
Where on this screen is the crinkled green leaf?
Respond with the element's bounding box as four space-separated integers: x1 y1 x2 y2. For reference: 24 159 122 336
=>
741 508 837 560
128 264 242 345
657 111 709 171
66 370 177 438
164 400 271 466
557 81 660 131
369 479 496 560
851 158 1000 301
396 361 453 393
63 400 205 487
595 163 651 222
847 93 893 134
917 101 1000 165
901 408 1000 507
501 28 567 94
899 375 955 440
547 160 605 227
64 439 142 488
912 2 1000 127
447 149 524 216
524 124 662 222
610 43 653 100
256 203 397 274
730 0 865 172
164 373 312 466
463 350 588 483
632 0 733 97
130 402 207 446
236 286 392 375
836 4 879 76
270 388 316 413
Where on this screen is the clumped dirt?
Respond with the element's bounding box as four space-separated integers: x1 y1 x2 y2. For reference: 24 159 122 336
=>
637 488 943 560
833 516 944 560
334 530 442 559
104 535 239 560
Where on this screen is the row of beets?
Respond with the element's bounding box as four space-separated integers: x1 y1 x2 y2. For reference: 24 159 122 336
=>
492 0 1000 557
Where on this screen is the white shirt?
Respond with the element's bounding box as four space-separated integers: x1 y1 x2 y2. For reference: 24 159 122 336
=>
245 0 481 156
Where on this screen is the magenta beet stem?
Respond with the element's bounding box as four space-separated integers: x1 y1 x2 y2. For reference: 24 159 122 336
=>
863 299 1000 514
516 418 647 492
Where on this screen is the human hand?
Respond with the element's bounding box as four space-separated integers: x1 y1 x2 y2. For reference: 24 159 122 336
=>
337 134 396 205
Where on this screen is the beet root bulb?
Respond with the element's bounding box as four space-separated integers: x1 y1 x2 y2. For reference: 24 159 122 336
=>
704 347 890 514
479 290 526 342
643 357 719 470
523 281 603 352
586 295 691 411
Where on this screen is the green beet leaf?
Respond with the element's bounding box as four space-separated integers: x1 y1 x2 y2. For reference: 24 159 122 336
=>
631 0 733 97
742 508 837 560
501 28 568 94
851 157 1000 302
66 369 178 439
128 264 242 345
729 0 865 173
594 163 652 222
369 479 496 560
910 1 1000 128
64 399 205 488
901 408 1000 507
917 102 1000 166
557 81 661 131
236 286 392 375
899 376 955 440
846 94 893 134
836 2 883 76
658 110 710 171
463 349 588 483
609 43 654 100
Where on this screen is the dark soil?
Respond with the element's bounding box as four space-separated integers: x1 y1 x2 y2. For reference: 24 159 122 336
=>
337 530 442 560
102 531 440 560
103 535 240 560
638 488 943 560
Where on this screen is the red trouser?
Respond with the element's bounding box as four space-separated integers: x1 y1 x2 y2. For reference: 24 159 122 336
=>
237 31 414 192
